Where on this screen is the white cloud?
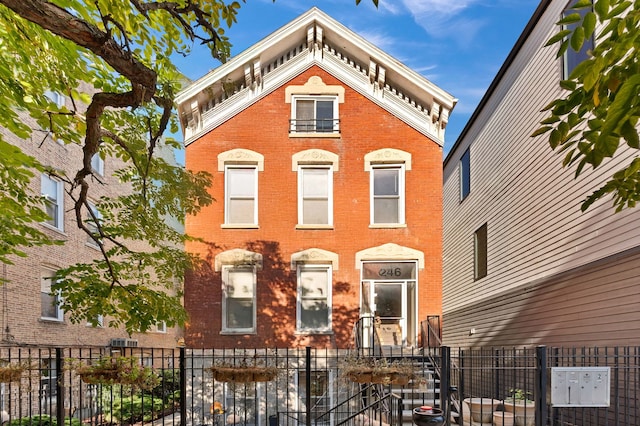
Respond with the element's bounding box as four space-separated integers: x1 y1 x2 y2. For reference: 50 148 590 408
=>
399 0 487 46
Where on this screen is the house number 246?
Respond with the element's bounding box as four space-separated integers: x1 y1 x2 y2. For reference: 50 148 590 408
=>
378 268 402 277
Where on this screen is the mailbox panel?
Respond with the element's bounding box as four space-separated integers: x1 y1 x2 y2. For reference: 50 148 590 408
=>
551 367 610 407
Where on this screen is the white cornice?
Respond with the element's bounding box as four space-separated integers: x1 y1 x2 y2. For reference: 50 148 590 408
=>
177 7 456 146
184 55 448 146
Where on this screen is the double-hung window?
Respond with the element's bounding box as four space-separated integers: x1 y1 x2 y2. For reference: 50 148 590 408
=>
562 0 595 80
299 166 332 226
371 165 405 225
222 265 256 333
86 202 101 246
460 148 471 200
474 223 488 280
291 96 339 133
91 153 104 176
41 174 64 230
41 270 63 321
297 265 331 332
225 166 258 226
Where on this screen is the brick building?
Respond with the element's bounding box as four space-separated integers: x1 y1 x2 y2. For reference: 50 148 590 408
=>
177 8 456 349
1 89 181 350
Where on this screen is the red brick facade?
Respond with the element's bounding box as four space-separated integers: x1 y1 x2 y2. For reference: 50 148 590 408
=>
184 67 443 348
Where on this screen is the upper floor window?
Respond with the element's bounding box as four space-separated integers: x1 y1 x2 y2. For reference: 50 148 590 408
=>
155 321 167 333
291 96 339 134
91 153 104 176
371 165 405 225
365 149 410 227
86 202 101 247
474 223 488 281
225 166 258 226
41 174 64 231
299 166 333 226
562 0 595 79
44 91 65 108
222 265 256 333
218 149 263 228
285 76 344 137
460 148 471 201
297 264 332 333
41 269 63 321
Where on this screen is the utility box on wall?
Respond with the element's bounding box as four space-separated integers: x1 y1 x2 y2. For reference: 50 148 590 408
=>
551 367 610 407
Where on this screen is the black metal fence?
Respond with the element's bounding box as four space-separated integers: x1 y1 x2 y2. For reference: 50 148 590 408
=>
442 345 640 426
0 345 638 426
0 346 420 426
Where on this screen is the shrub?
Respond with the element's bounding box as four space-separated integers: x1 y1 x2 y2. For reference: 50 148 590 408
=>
103 395 166 423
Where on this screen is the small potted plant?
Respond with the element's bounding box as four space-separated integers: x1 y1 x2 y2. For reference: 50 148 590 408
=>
340 356 415 385
503 388 534 426
68 355 160 390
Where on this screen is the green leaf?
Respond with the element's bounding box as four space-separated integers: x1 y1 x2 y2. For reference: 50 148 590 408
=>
570 26 585 51
532 125 553 137
621 120 640 149
559 13 581 25
583 12 597 39
546 29 572 46
594 0 610 20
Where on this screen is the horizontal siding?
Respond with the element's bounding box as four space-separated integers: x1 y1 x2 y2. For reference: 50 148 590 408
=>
442 248 640 347
443 0 640 324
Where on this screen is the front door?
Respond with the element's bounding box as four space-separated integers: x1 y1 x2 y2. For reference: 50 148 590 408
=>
361 261 417 347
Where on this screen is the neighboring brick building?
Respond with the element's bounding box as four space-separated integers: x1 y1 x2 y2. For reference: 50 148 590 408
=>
177 8 456 349
1 91 181 350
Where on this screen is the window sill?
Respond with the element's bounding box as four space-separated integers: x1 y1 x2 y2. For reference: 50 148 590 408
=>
85 242 100 250
221 224 259 229
39 318 64 324
40 223 66 235
295 330 334 336
295 224 334 230
220 331 257 335
289 132 340 138
369 223 407 229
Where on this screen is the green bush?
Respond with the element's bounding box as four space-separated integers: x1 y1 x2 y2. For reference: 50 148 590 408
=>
144 368 180 403
7 415 82 426
104 394 166 423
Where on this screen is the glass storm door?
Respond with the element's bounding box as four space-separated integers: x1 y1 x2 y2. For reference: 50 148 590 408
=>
361 261 417 347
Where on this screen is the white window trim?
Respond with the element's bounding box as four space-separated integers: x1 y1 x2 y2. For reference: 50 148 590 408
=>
41 174 64 231
91 153 104 176
290 95 340 135
155 321 167 333
297 165 333 227
87 315 104 328
221 264 257 334
86 201 101 248
296 264 332 333
224 165 258 227
369 164 406 226
41 269 64 322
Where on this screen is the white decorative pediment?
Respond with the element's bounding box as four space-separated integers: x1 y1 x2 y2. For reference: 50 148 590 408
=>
292 149 339 171
285 76 345 103
214 249 263 271
291 248 339 270
218 149 264 171
355 243 424 269
364 149 412 171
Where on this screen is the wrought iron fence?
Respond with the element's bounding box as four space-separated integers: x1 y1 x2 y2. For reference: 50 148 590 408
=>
441 345 640 426
1 345 638 426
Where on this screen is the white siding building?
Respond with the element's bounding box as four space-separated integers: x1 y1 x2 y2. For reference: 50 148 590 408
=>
442 0 640 348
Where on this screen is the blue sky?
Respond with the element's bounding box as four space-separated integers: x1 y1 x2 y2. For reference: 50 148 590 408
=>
172 0 541 156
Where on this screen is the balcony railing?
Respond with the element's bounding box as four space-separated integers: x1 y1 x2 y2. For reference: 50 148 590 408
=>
289 118 340 134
